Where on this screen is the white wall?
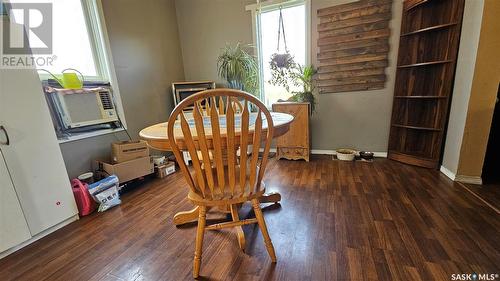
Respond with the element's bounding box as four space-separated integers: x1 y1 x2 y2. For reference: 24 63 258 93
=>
441 0 485 177
175 0 255 83
310 0 402 152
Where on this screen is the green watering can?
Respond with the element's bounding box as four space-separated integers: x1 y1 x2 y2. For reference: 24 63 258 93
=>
42 68 84 89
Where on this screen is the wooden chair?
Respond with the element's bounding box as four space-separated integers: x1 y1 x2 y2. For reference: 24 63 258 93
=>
167 89 277 278
195 95 244 116
195 97 245 162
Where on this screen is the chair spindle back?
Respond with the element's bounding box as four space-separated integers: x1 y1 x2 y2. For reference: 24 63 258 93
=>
167 89 274 201
195 96 243 116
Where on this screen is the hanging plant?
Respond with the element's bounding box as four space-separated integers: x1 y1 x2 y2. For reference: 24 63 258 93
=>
268 7 317 114
269 55 296 92
269 7 293 68
270 52 294 69
269 6 297 92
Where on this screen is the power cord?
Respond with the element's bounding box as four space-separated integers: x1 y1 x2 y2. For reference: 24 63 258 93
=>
109 87 132 141
116 110 133 141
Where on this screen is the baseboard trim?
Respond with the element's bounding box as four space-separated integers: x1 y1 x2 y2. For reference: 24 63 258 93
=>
455 175 483 185
0 214 79 260
310 149 334 155
439 166 483 184
311 149 387 158
267 148 388 158
440 165 456 181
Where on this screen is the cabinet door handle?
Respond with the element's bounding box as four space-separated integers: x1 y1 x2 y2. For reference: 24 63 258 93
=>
0 126 10 146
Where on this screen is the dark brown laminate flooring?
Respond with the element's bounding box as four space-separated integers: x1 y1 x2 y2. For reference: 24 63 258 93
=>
0 156 499 280
464 183 500 211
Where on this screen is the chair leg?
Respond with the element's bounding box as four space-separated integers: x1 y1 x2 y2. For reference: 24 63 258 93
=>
193 206 207 279
230 204 246 252
251 198 277 262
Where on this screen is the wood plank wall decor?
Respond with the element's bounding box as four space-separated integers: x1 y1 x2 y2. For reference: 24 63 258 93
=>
317 0 392 94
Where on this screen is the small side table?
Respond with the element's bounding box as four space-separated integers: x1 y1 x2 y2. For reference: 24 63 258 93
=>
272 102 310 162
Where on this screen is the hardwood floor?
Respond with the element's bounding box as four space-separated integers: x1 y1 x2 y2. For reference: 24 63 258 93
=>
463 183 500 211
0 156 499 280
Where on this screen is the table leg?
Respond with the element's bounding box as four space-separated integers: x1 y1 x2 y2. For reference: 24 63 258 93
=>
173 206 201 225
173 205 232 226
260 192 281 204
173 192 281 226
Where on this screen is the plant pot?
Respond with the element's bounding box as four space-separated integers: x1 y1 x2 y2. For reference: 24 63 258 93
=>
271 53 294 68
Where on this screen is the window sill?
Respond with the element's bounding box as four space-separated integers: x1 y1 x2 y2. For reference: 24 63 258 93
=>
58 127 124 144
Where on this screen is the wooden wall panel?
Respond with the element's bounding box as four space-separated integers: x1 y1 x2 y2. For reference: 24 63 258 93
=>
318 44 389 60
317 0 392 94
318 13 391 31
318 60 388 73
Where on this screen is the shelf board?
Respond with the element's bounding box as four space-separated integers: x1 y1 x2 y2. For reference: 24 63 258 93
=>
404 0 428 11
388 150 437 168
397 60 453 68
391 124 441 131
394 96 447 99
401 22 458 37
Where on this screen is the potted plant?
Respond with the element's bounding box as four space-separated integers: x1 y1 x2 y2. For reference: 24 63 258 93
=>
217 43 259 96
270 63 318 114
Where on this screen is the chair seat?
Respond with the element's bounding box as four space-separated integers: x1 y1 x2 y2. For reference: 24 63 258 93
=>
187 164 265 206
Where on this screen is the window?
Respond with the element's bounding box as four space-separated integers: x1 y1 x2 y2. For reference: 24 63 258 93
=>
9 0 111 81
251 0 310 106
7 0 127 141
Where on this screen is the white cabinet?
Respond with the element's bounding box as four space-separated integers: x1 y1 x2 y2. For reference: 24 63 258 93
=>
0 21 78 254
0 151 31 253
0 67 78 236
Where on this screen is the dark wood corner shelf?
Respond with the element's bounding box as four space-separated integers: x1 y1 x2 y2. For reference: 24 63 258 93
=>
389 0 464 168
394 96 447 99
397 60 453 68
392 124 441 132
401 22 458 37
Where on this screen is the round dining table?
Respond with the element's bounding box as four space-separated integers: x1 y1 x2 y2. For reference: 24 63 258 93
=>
139 112 294 226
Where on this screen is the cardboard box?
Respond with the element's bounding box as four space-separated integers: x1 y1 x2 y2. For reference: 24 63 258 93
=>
112 140 149 163
155 161 176 178
94 156 154 183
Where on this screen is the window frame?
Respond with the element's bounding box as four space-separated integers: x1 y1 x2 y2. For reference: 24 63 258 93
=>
247 0 311 106
40 0 127 138
35 0 108 81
